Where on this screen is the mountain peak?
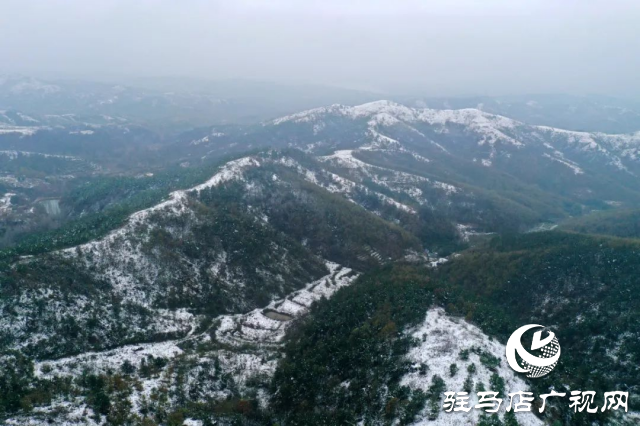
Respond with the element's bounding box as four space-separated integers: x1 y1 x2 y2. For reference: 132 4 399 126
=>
270 99 517 127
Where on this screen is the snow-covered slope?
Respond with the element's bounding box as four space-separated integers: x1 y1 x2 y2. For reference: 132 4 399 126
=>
2 156 314 357
270 100 640 171
258 100 640 212
5 99 640 425
0 150 422 360
402 308 543 426
0 146 430 425
173 100 640 216
6 263 357 425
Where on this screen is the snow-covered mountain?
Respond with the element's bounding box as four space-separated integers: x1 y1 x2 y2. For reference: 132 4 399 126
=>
3 100 640 425
267 100 640 173
176 100 640 224
0 147 437 424
406 94 640 134
0 152 422 358
0 75 381 132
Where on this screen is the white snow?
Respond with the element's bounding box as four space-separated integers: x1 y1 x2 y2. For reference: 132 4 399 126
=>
16 112 39 123
192 135 209 144
34 262 359 419
271 100 640 176
31 264 354 379
410 152 431 163
368 112 402 127
272 100 524 149
278 152 419 213
37 337 186 379
402 308 544 426
432 181 458 195
0 125 40 135
68 155 259 257
214 262 357 348
543 153 584 175
0 150 80 161
317 149 458 211
0 156 263 355
456 224 495 242
364 128 404 151
7 78 61 95
536 127 640 171
5 400 100 425
0 192 15 213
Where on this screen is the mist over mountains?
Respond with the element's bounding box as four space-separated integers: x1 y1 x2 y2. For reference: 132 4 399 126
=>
0 74 639 425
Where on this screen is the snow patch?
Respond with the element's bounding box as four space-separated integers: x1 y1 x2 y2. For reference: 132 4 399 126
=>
402 308 544 426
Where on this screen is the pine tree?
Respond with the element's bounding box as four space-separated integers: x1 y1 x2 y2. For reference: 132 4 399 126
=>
504 410 519 426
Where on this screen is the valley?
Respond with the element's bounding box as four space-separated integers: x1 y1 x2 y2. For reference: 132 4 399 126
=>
1 89 640 425
3 2 640 424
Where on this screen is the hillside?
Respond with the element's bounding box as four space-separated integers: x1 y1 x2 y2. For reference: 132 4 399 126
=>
0 148 434 425
266 231 640 426
0 153 422 361
404 94 640 134
271 264 544 426
6 99 640 254
560 209 640 239
433 232 640 425
2 101 640 425
176 101 640 215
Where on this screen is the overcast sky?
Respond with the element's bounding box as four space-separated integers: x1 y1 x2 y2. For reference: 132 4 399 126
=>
1 0 639 97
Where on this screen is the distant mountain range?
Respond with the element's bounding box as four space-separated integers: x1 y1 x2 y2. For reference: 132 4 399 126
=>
175 100 640 220
406 94 640 134
3 74 640 133
0 75 381 131
2 94 640 425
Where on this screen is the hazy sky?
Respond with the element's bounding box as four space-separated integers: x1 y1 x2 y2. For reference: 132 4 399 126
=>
1 0 639 96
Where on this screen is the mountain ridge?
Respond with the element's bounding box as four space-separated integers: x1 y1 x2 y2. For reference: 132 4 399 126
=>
3 99 640 425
